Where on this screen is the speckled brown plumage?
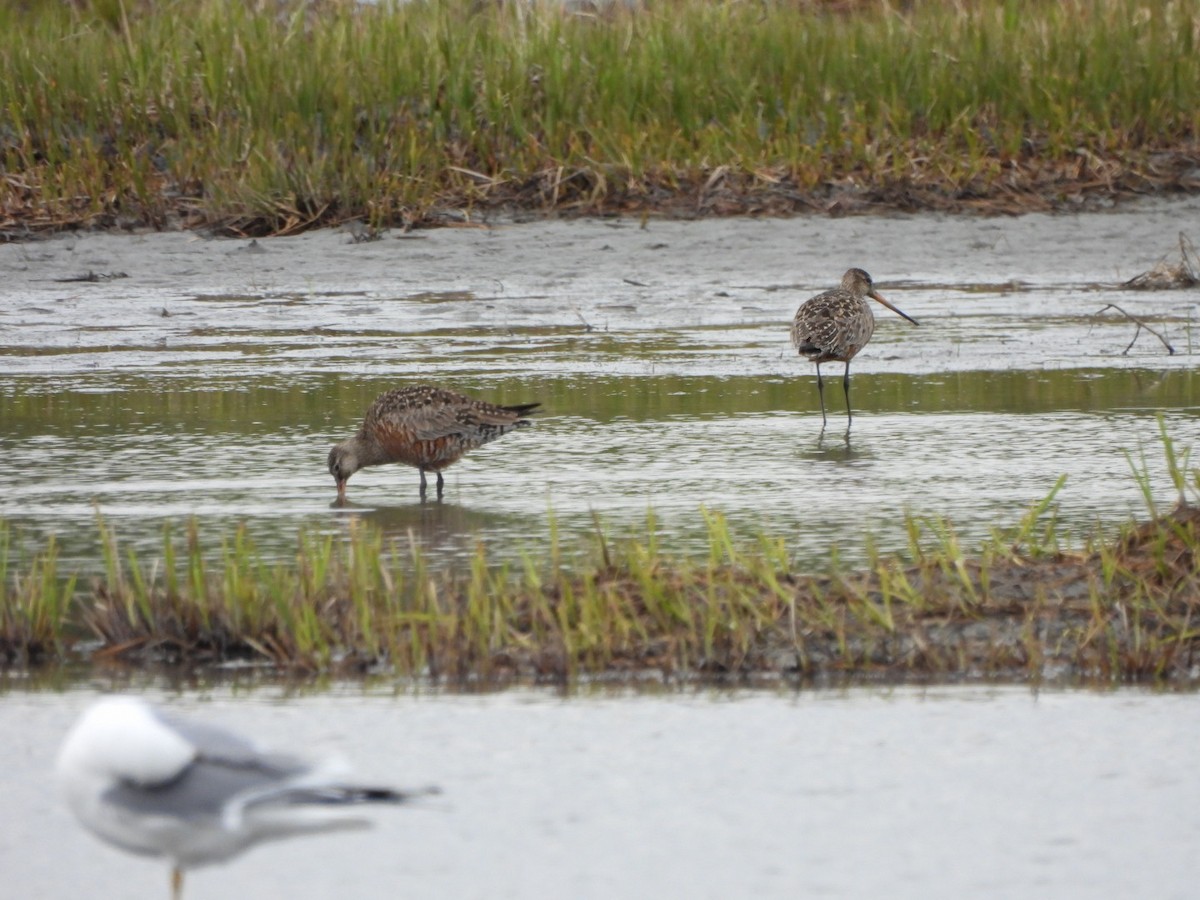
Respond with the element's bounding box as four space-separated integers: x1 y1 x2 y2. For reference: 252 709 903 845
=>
790 268 918 428
328 385 539 501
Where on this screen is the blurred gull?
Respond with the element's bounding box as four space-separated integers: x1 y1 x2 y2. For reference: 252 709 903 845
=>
56 695 437 899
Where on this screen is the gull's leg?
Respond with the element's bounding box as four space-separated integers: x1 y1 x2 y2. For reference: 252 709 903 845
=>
171 867 184 900
436 471 445 501
419 468 428 501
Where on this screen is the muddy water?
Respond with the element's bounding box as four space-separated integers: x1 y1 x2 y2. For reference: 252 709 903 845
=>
3 686 1199 898
2 200 1198 570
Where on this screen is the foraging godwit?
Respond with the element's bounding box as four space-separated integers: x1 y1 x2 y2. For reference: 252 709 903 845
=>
327 384 539 502
57 696 437 900
790 268 918 428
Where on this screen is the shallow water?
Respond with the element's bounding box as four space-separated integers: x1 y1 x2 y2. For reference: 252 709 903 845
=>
3 685 1199 899
2 201 1198 570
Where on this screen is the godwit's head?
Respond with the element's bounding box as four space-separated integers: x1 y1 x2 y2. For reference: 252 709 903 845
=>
842 268 919 326
327 440 362 502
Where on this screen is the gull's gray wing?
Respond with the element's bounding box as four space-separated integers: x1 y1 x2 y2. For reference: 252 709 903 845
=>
101 709 312 820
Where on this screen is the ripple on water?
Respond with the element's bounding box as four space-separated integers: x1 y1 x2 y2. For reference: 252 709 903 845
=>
1 208 1198 569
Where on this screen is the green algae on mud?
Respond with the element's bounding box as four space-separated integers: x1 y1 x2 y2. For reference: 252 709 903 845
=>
4 445 1200 687
2 0 1200 236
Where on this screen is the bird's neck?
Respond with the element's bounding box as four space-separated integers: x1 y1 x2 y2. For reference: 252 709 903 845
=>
352 432 395 469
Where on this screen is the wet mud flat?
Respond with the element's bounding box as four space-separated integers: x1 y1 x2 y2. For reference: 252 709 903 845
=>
2 198 1198 568
1 200 1199 682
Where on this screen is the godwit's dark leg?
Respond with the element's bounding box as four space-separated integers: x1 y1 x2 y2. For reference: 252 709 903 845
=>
436 471 445 501
419 468 428 500
814 362 828 427
843 361 853 426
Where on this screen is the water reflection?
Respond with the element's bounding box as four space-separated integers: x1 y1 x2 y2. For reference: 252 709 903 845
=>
4 369 1194 430
3 208 1200 575
801 429 864 463
0 374 1197 572
330 501 537 558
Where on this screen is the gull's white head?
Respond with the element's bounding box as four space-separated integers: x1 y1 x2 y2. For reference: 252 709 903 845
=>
57 696 195 791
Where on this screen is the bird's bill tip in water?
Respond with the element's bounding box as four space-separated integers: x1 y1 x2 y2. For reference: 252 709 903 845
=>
335 478 347 502
868 290 919 326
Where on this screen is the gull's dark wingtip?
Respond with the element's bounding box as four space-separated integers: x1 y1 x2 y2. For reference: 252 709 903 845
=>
366 784 443 805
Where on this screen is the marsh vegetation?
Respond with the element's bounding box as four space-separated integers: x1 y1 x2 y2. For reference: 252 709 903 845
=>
3 428 1198 687
2 0 1199 235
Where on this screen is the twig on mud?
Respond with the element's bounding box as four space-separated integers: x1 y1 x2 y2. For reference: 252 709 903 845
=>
53 270 129 283
1097 303 1176 355
572 306 594 332
340 219 383 243
1122 232 1200 290
1184 232 1199 274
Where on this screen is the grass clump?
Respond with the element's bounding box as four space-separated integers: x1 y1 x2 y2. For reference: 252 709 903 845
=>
2 0 1199 236
3 427 1200 686
0 524 77 666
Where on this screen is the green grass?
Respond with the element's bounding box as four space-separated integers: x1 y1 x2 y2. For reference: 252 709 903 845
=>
2 0 1198 234
3 424 1200 686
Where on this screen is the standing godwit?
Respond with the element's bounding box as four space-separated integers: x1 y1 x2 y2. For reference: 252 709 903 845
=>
790 268 918 428
327 384 539 502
